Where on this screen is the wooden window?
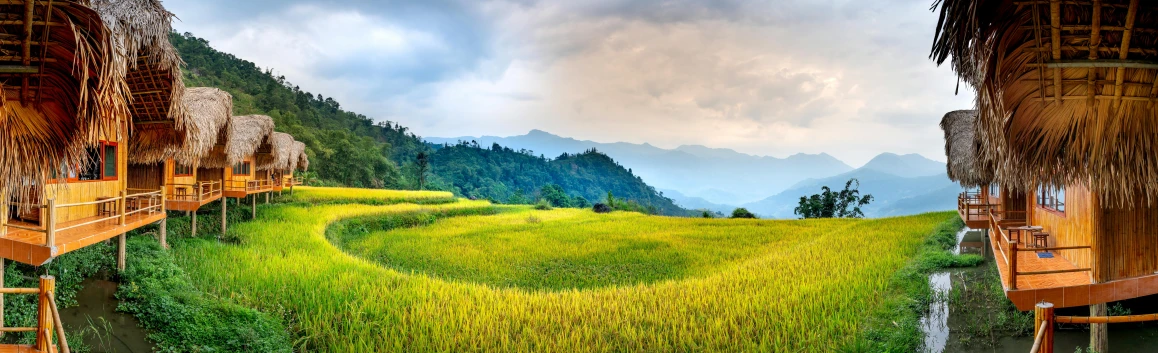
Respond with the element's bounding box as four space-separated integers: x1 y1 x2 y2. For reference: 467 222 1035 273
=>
1036 184 1065 213
102 142 118 180
232 162 251 176
77 146 102 181
174 163 193 176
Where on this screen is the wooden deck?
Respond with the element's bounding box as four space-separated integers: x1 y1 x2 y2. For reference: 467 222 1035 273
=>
166 193 222 212
0 344 55 353
957 192 991 229
988 229 1158 310
0 211 165 266
223 186 273 198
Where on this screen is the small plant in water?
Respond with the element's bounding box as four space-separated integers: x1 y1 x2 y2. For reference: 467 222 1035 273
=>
1107 302 1131 317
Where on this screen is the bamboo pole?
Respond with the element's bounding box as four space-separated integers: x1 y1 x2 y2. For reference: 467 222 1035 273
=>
190 211 197 238
45 199 54 247
1091 303 1108 352
118 190 126 225
1 258 5 337
46 292 69 353
35 275 53 352
251 194 256 219
221 178 227 234
160 218 168 250
1035 302 1054 353
1010 241 1018 290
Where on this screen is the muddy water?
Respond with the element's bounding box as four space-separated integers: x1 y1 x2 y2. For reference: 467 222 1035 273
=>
58 278 154 353
924 227 1158 352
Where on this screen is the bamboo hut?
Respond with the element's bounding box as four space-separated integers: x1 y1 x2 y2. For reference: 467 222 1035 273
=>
219 114 274 218
158 87 232 239
941 110 1002 229
934 0 1158 349
261 132 294 193
286 140 307 189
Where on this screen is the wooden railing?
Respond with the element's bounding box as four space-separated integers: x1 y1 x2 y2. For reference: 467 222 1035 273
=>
0 276 69 353
292 176 303 186
988 207 1091 290
957 192 993 222
166 181 222 203
225 179 273 193
1 190 165 246
1030 301 1158 353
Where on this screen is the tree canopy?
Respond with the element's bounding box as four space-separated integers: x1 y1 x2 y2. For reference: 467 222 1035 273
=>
793 178 874 219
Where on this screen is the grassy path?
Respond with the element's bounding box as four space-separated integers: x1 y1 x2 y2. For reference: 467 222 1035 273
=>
169 187 954 352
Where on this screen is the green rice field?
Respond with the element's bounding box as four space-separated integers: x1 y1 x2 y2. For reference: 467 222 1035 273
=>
171 187 955 352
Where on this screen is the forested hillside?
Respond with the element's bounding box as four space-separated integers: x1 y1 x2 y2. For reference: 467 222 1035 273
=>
172 32 689 215
431 143 691 215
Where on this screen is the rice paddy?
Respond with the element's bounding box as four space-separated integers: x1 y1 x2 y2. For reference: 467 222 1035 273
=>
171 187 956 352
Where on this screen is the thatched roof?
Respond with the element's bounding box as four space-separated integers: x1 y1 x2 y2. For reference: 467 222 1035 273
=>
0 1 127 204
298 146 310 171
941 110 992 187
259 132 295 171
93 0 190 164
201 114 273 169
931 0 1158 206
171 87 232 165
288 141 306 172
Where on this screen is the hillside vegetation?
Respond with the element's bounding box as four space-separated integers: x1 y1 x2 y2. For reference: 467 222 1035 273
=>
172 32 688 215
170 186 955 352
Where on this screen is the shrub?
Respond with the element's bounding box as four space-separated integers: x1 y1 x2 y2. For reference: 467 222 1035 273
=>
731 208 757 219
534 199 553 210
593 203 612 213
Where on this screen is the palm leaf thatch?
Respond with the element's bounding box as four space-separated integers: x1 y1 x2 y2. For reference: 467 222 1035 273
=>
287 140 306 172
172 87 231 165
208 114 273 169
297 145 309 172
259 132 294 171
932 0 1158 206
941 110 992 187
0 1 127 205
92 0 189 165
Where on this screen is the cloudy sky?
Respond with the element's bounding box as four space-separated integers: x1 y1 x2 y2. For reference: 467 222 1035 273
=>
167 0 973 166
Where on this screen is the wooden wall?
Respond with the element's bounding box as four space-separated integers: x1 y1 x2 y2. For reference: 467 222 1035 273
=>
225 156 255 183
1099 200 1158 281
43 136 127 223
197 167 223 182
1031 183 1098 280
127 163 163 191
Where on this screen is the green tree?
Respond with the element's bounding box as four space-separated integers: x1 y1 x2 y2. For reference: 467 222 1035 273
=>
731 208 757 219
540 184 571 208
701 211 712 218
415 152 429 190
793 178 874 219
573 196 591 208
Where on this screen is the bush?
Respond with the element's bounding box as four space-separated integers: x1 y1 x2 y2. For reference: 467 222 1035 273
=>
731 208 757 219
534 199 554 210
593 203 612 213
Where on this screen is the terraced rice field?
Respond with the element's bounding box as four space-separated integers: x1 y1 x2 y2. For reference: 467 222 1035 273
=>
172 187 954 352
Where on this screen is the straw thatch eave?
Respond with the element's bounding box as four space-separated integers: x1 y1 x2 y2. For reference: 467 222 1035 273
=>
931 0 1158 207
259 132 294 171
93 0 189 165
219 114 274 168
287 141 306 172
940 110 993 187
172 87 231 165
0 1 128 205
298 147 309 172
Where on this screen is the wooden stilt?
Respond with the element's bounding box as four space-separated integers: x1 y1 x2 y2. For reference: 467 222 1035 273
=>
160 218 168 250
1035 302 1054 353
0 259 5 337
265 192 269 204
116 233 126 271
191 211 197 238
221 198 228 234
252 195 256 219
35 275 53 352
1091 303 1108 353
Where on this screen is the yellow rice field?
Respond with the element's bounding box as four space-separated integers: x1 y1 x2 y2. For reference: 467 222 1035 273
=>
172 187 954 352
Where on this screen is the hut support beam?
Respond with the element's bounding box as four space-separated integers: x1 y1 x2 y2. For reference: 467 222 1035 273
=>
1 259 5 337
34 276 52 352
251 195 256 219
191 211 197 238
221 198 227 234
116 234 126 272
1050 0 1062 103
159 218 167 250
265 192 269 204
1091 303 1108 352
1088 0 1101 107
1114 0 1139 106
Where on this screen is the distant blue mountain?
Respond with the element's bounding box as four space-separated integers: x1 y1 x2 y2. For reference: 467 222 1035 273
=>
426 130 855 204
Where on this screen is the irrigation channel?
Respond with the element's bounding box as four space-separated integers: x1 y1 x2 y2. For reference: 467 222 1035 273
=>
922 228 1158 352
58 275 154 353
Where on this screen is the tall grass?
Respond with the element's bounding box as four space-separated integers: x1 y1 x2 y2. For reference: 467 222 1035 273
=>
281 186 454 205
168 187 955 352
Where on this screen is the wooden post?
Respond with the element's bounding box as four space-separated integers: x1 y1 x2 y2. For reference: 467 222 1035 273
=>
118 190 127 225
44 199 55 247
1035 302 1054 353
116 233 126 272
191 211 197 238
251 194 256 219
1010 241 1018 290
35 275 53 352
265 192 269 204
1 259 5 337
221 198 227 234
1 192 7 236
160 218 168 250
1091 303 1108 353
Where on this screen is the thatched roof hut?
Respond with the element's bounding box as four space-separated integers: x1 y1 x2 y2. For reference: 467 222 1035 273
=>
0 1 126 203
214 115 275 169
931 0 1158 206
940 110 992 187
298 146 310 172
259 132 295 171
173 87 232 165
288 141 306 172
93 0 190 165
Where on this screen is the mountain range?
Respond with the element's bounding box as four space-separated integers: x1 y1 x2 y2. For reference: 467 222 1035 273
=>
428 131 960 218
427 130 854 205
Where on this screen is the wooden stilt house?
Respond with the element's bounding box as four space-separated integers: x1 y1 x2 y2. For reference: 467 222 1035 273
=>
0 0 140 350
293 142 308 187
285 140 307 191
219 115 274 217
934 2 1158 348
263 132 295 193
158 87 232 238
